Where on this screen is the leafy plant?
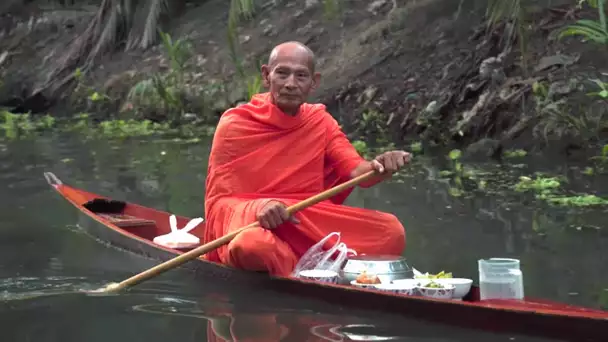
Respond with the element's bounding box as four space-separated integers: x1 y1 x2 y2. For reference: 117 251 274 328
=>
587 79 608 98
158 31 192 75
485 0 529 69
0 110 55 140
559 0 608 45
71 68 112 110
246 74 263 100
125 31 194 123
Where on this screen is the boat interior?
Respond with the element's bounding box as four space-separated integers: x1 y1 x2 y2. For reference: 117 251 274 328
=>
59 184 608 317
71 188 491 301
74 188 206 248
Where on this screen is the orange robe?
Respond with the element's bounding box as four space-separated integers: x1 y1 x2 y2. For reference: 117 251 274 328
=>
203 92 405 276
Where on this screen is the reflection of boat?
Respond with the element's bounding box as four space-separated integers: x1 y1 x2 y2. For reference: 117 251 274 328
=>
44 172 607 341
312 324 402 341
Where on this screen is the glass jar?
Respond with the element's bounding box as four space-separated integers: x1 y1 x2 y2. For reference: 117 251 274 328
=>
478 258 524 300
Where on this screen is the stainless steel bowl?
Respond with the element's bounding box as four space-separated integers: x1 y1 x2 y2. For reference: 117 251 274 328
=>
340 255 413 284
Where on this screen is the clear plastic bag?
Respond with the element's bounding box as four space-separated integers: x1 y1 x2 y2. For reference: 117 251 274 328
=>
291 232 357 278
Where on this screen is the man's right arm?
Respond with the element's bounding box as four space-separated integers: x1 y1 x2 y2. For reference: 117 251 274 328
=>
324 118 391 188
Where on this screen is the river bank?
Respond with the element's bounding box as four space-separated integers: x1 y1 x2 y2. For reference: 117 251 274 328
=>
1 1 607 159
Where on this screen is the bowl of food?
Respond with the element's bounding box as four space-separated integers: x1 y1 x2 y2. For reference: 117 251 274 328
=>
413 270 453 280
341 255 413 284
349 270 382 289
298 269 339 284
350 280 378 289
434 278 473 299
373 283 416 295
416 280 455 300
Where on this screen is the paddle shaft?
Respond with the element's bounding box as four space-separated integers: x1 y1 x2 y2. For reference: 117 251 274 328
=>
105 170 378 292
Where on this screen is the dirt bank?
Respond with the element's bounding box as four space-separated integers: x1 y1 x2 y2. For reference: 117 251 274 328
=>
1 0 606 158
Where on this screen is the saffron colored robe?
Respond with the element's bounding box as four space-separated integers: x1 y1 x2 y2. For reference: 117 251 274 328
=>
203 92 405 276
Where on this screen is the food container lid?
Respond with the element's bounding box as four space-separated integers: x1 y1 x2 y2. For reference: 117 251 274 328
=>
342 255 412 274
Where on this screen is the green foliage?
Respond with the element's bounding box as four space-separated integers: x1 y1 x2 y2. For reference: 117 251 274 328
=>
559 0 608 44
158 30 192 74
485 0 529 69
410 141 423 153
587 79 608 98
226 0 264 100
514 175 562 193
124 31 209 124
559 0 608 45
588 144 608 173
246 73 263 100
530 79 607 142
71 67 112 112
352 140 369 157
504 149 528 158
0 111 55 140
512 173 608 206
355 110 390 143
0 110 216 142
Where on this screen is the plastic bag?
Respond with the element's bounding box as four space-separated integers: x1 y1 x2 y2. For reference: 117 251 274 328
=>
291 232 357 278
153 215 204 249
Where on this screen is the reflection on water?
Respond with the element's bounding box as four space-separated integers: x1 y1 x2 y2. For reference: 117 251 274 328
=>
126 293 562 342
0 133 606 341
0 277 567 342
312 324 403 341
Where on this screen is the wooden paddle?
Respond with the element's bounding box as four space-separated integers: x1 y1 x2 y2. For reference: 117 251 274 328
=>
97 170 379 293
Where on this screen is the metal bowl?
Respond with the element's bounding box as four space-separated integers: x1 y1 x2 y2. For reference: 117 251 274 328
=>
340 255 413 284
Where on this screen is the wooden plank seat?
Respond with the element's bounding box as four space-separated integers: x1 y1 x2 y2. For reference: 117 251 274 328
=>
98 213 156 228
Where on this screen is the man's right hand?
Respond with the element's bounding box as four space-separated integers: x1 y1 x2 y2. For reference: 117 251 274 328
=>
256 200 300 229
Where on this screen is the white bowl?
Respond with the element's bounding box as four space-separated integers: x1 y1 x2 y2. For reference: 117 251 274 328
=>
417 283 455 300
350 280 379 289
434 278 473 299
373 283 416 295
298 270 339 284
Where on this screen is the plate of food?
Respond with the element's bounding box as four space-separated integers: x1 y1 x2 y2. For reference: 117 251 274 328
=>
416 280 455 299
350 270 382 288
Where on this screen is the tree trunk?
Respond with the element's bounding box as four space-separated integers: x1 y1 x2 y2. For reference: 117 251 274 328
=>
35 0 185 101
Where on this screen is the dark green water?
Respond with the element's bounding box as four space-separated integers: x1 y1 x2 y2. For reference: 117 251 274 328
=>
0 133 606 341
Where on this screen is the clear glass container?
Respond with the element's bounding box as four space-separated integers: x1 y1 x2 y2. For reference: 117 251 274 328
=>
478 258 524 300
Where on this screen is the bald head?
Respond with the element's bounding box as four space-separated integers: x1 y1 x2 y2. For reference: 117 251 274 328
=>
267 41 316 73
261 41 321 115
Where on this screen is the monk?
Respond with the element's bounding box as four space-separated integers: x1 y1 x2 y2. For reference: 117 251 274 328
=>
203 41 411 277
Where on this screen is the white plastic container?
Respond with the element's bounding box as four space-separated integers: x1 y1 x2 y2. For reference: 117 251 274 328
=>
478 258 524 300
153 215 203 249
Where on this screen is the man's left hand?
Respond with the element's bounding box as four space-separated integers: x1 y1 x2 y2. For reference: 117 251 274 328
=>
371 150 412 174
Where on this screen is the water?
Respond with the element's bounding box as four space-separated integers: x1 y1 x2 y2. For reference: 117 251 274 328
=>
479 276 524 301
479 258 525 300
0 133 606 341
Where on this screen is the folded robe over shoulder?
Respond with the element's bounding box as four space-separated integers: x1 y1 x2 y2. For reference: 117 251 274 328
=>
203 92 405 276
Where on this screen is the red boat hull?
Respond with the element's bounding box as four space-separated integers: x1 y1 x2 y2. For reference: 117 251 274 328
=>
44 173 608 341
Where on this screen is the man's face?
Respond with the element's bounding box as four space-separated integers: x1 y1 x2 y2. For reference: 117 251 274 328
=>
261 54 320 115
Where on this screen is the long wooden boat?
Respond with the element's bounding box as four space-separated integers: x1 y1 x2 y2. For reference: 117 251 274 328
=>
43 172 607 342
